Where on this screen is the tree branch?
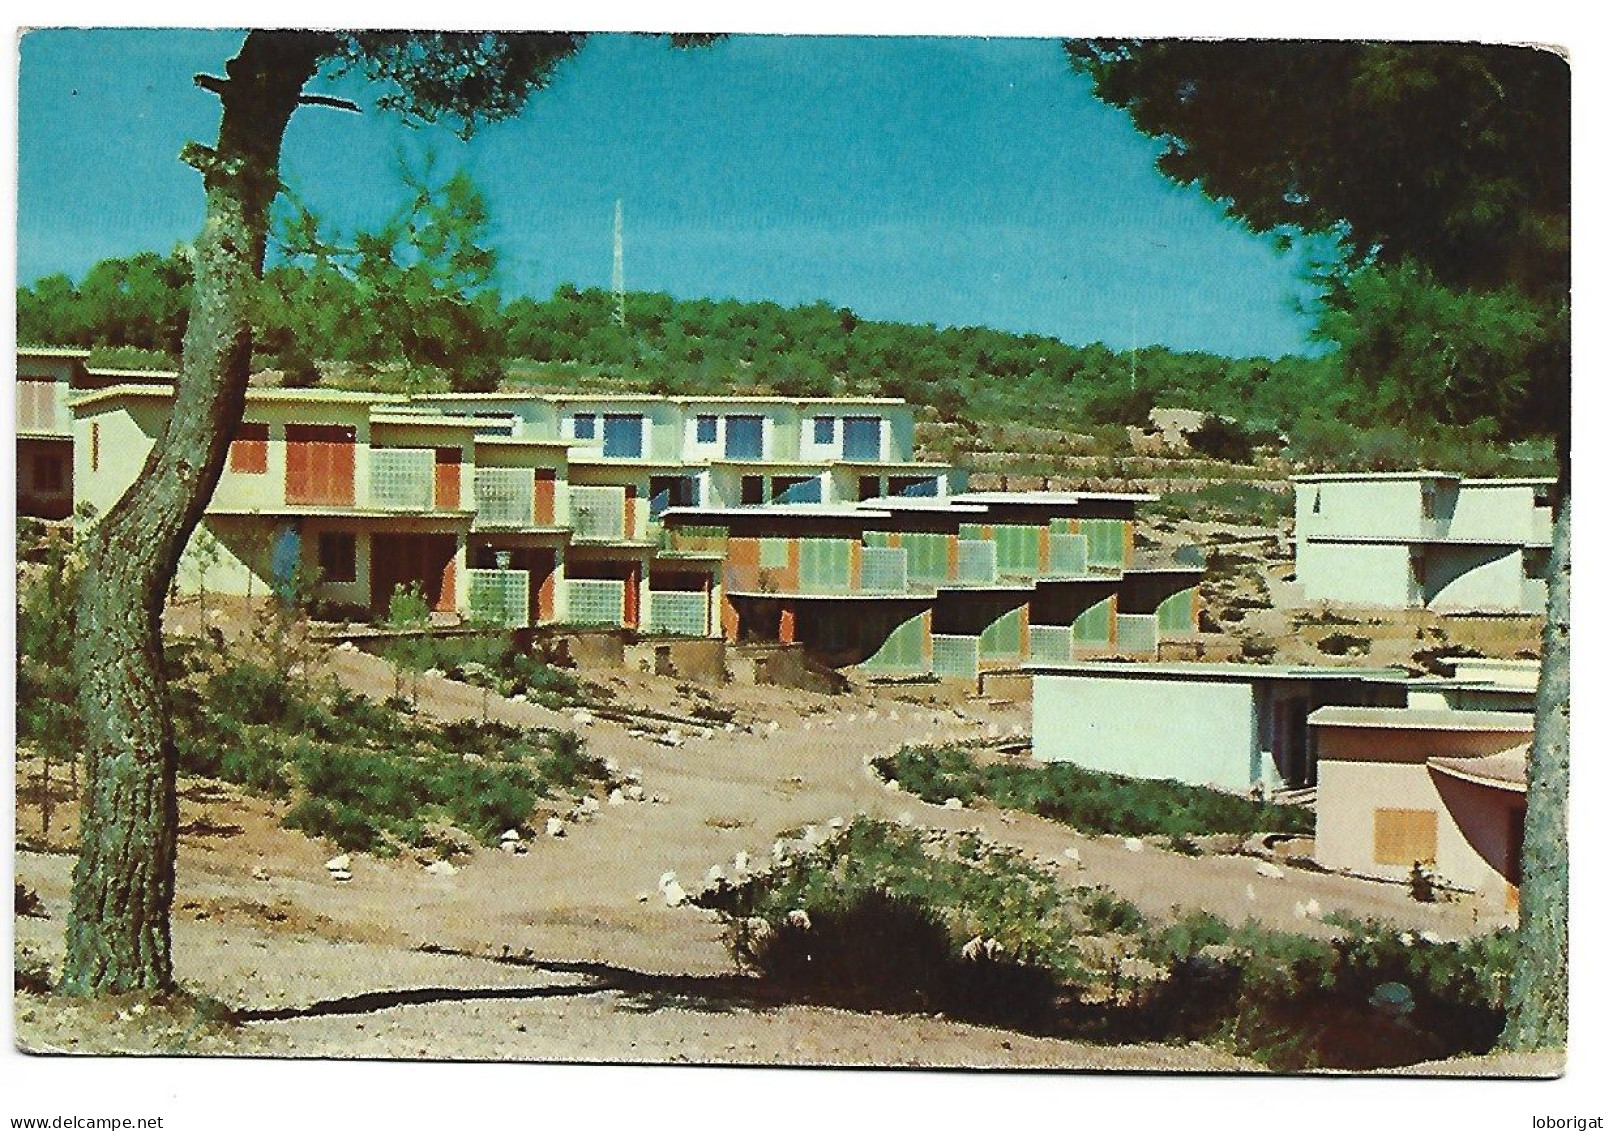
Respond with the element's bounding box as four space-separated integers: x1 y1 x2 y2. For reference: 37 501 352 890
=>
298 93 362 113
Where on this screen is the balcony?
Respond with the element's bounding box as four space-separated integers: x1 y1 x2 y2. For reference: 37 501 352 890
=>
370 448 435 511
646 590 709 636
467 568 530 627
474 467 536 528
858 546 909 594
570 486 628 542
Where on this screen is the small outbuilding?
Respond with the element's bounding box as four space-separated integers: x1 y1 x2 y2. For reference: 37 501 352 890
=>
1027 661 1411 793
1311 705 1532 912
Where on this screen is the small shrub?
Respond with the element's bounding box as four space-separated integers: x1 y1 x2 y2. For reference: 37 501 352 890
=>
1316 632 1371 656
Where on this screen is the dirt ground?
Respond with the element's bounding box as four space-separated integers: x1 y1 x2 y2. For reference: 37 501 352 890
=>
14 603 1522 1071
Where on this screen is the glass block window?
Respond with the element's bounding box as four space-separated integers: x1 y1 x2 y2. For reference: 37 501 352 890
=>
1049 533 1088 576
979 605 1023 659
859 546 908 594
1073 596 1114 645
567 578 625 625
931 635 980 680
603 413 644 458
695 414 718 443
1029 624 1074 665
468 568 530 627
957 539 997 586
813 416 836 445
725 415 765 459
573 414 596 440
1115 613 1159 655
843 416 882 460
800 538 853 592
473 467 535 526
370 448 435 510
647 590 708 636
570 486 626 541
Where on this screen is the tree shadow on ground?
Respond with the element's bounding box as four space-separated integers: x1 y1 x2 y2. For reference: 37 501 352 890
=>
233 947 773 1024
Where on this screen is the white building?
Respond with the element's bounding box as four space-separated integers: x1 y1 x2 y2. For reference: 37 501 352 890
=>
1291 471 1555 613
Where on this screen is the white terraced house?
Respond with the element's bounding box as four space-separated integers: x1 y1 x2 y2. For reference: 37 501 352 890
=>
1292 471 1556 614
66 375 1201 671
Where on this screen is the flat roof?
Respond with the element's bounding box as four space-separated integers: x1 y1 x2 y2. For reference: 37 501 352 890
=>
855 498 990 514
1027 661 1411 682
417 392 907 407
1291 471 1460 482
18 346 91 359
661 505 893 521
84 366 178 380
1427 747 1528 792
1308 706 1534 732
1459 478 1556 488
1304 533 1551 548
953 490 1158 504
470 435 573 449
371 412 480 431
69 383 404 411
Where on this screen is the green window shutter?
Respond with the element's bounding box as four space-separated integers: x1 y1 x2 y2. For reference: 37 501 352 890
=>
997 525 1040 575
1085 520 1126 569
980 605 1024 658
1157 589 1194 634
1073 596 1113 644
863 613 925 672
801 538 851 592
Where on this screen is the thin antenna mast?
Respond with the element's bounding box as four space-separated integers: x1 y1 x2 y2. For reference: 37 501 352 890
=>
612 199 626 328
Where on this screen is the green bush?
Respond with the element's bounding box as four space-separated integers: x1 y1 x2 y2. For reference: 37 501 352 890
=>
695 818 1083 1028
874 745 1314 839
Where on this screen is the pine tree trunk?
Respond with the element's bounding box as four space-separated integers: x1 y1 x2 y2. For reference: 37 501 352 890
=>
1501 477 1570 1050
61 32 334 996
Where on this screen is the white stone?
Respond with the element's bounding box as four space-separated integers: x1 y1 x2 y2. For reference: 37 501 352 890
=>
732 850 750 874
579 796 600 815
661 881 687 907
425 667 444 679
1305 898 1322 919
885 778 901 791
1420 930 1445 945
607 789 627 806
1255 861 1285 880
572 711 593 726
1062 847 1082 866
827 817 845 830
329 869 352 882
897 811 914 826
425 860 457 876
325 854 351 872
501 829 521 842
767 720 780 733
787 909 812 930
1246 884 1258 902
705 864 724 885
943 797 964 811
251 866 269 881
625 784 646 802
546 817 566 838
1124 837 1144 853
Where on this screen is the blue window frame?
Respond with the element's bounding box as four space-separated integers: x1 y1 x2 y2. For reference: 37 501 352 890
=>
602 414 644 459
725 414 765 460
573 413 596 440
843 416 882 460
695 414 718 443
813 416 835 445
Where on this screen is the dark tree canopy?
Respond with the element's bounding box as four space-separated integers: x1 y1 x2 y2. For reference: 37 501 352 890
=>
1068 40 1569 297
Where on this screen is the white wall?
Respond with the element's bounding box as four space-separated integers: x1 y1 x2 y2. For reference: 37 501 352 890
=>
1296 478 1435 541
1424 545 1524 612
1295 541 1413 606
1032 673 1258 792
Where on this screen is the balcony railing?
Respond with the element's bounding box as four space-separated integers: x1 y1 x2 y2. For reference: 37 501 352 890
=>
859 546 908 594
646 591 709 636
467 568 530 627
370 448 436 511
1115 613 1160 656
567 578 626 626
930 634 981 680
571 486 628 542
956 539 998 586
474 467 536 527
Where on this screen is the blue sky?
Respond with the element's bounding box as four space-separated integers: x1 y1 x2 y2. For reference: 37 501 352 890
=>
18 29 1327 358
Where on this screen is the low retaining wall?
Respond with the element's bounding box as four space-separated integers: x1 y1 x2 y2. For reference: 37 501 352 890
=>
624 637 728 684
